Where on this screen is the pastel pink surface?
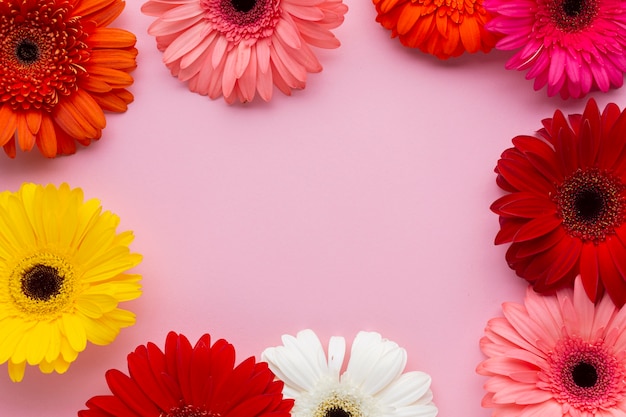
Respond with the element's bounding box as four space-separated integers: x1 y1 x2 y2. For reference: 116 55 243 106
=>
1 1 625 416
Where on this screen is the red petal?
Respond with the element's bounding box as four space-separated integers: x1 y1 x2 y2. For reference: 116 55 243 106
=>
513 215 562 242
491 192 556 218
105 369 161 417
83 395 141 417
515 227 567 258
599 242 626 307
580 243 601 302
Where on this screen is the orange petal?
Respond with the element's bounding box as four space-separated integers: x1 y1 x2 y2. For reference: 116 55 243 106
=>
35 115 58 158
16 113 36 151
0 105 18 147
88 28 136 49
53 90 105 140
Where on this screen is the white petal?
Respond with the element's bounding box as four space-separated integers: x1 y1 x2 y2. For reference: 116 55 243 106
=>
343 331 407 395
390 404 438 417
376 371 433 407
328 336 345 377
262 329 331 392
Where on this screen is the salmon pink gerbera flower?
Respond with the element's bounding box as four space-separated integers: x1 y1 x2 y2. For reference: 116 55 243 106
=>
372 0 498 59
0 0 137 158
477 278 626 417
485 0 626 98
141 0 347 104
491 99 626 307
79 332 294 417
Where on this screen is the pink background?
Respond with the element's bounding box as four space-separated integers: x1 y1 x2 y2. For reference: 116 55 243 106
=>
1 1 625 416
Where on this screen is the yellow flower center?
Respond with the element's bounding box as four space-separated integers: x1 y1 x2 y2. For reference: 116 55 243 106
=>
9 252 77 318
314 394 363 417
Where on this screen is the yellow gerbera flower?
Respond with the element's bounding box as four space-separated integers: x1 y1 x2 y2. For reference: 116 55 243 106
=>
0 183 142 382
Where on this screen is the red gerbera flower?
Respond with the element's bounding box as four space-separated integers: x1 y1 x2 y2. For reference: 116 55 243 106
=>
78 332 294 417
492 99 626 306
0 0 137 158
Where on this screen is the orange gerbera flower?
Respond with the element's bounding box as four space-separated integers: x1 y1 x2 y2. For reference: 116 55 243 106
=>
373 0 497 59
0 0 137 158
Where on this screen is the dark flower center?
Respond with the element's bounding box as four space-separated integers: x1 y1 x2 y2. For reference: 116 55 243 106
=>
325 408 351 417
549 0 598 31
15 38 40 64
562 0 583 16
556 169 625 242
572 362 598 388
21 264 63 301
164 405 216 417
575 189 604 221
231 0 256 12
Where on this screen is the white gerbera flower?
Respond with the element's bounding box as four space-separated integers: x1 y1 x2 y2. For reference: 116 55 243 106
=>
261 330 438 417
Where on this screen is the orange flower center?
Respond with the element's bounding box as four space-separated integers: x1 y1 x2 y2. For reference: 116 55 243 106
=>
555 168 625 242
0 0 90 111
548 0 598 32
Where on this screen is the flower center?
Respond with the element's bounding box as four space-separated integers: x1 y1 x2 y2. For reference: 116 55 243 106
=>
572 362 598 388
21 264 63 301
545 338 626 413
201 0 280 42
555 168 625 242
325 408 351 417
162 405 216 417
549 0 598 32
0 0 90 111
15 38 40 65
231 0 256 13
313 394 363 417
9 252 77 318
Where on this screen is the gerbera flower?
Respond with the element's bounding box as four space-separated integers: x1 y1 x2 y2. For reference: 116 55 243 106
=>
372 0 497 59
79 331 294 417
0 0 137 158
0 183 142 382
477 277 626 417
484 0 626 98
261 329 438 417
491 99 626 307
140 0 347 104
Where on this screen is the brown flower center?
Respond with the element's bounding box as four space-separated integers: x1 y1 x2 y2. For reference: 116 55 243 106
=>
325 408 351 417
572 362 598 388
21 264 63 301
549 0 598 32
231 0 257 13
556 168 625 242
15 38 40 65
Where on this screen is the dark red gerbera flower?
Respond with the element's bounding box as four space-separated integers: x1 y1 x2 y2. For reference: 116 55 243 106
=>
78 332 294 417
492 98 626 306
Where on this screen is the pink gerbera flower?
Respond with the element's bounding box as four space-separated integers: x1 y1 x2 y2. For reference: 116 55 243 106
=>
477 277 626 417
484 0 626 98
141 0 347 104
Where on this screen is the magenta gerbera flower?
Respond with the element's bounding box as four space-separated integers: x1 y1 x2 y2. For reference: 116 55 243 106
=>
484 0 626 98
141 0 347 104
477 277 626 417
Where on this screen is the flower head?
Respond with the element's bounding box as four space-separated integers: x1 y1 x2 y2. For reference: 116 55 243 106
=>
261 329 437 417
0 0 137 158
372 0 497 59
79 331 294 417
141 0 347 103
477 277 626 417
492 99 626 307
0 183 142 382
485 0 626 98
